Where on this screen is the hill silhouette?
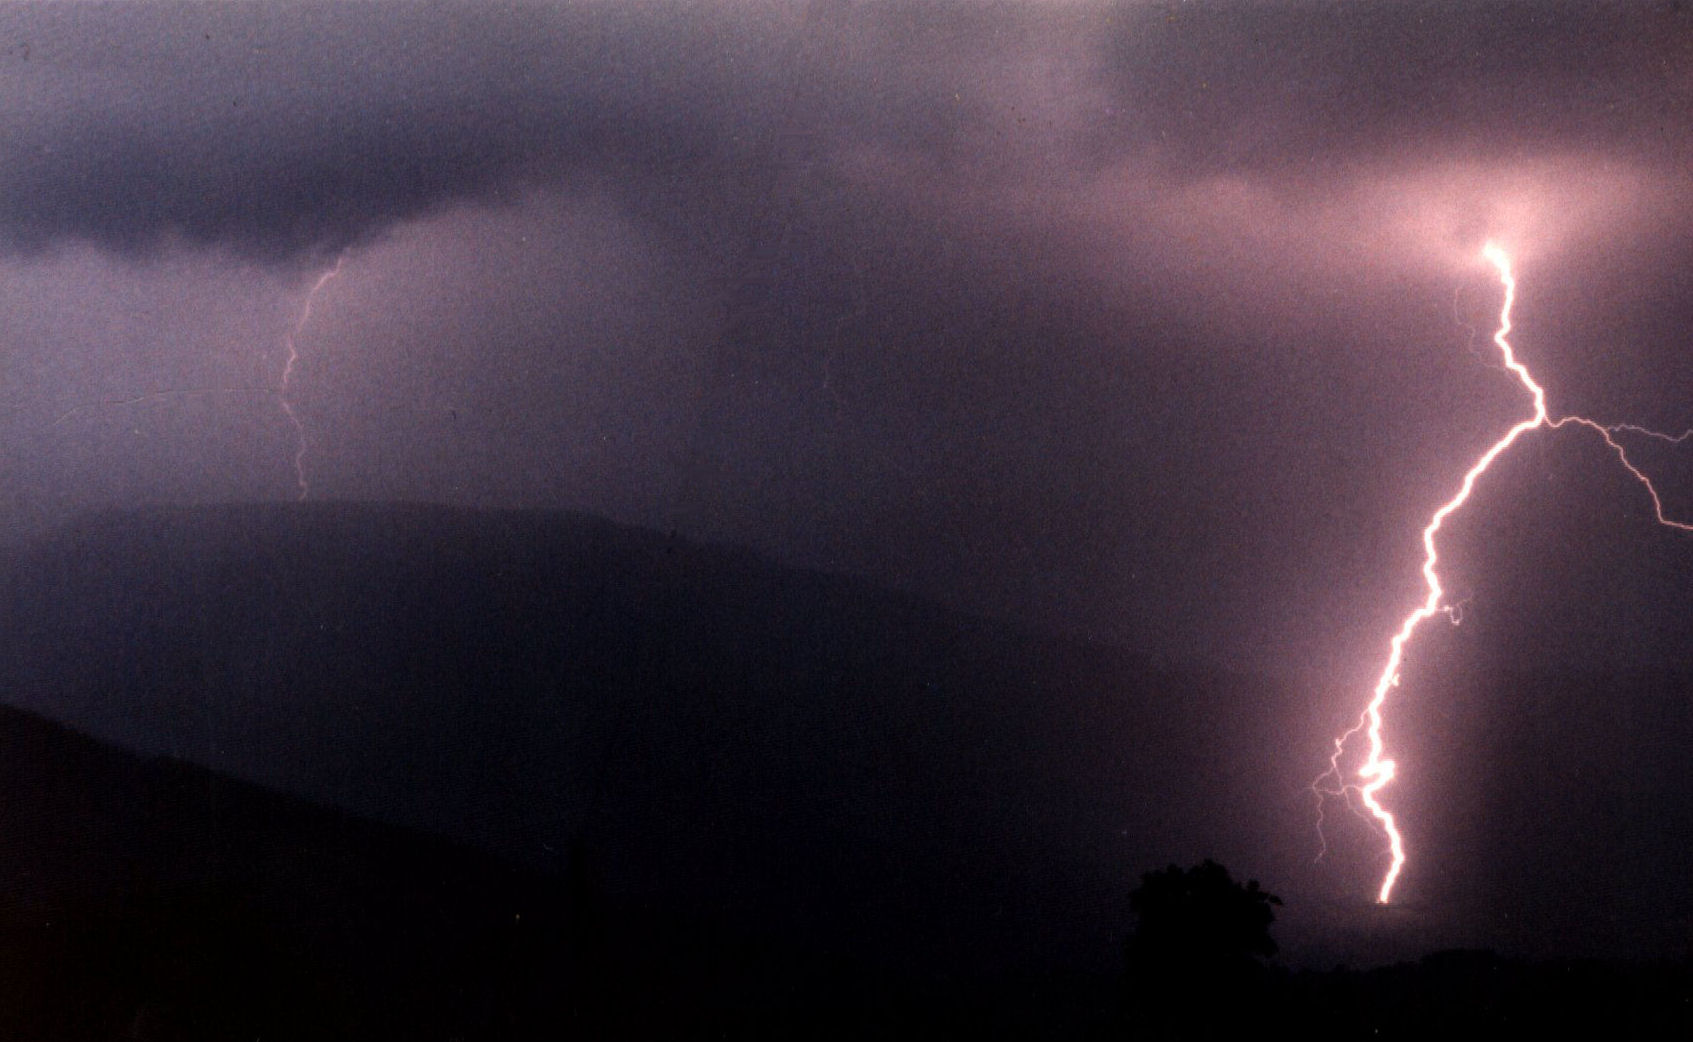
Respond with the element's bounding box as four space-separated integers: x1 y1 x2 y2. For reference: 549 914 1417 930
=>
0 699 570 1039
0 503 1314 986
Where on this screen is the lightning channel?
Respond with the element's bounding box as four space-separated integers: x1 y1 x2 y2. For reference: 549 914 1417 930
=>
279 254 347 501
1315 242 1693 904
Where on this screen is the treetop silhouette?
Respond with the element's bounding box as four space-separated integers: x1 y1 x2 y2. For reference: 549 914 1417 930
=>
1126 859 1282 968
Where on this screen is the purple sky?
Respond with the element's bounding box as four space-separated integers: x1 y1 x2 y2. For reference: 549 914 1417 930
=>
3 1 1693 690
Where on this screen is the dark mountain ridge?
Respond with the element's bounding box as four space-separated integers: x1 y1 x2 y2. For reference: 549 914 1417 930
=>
2 501 1690 990
3 503 1296 979
0 698 572 1039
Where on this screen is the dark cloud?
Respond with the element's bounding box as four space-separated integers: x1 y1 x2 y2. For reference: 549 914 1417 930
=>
1 2 1687 266
0 3 805 262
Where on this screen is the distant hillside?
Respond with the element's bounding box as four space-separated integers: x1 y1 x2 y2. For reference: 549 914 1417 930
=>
0 504 1319 976
2 501 1689 985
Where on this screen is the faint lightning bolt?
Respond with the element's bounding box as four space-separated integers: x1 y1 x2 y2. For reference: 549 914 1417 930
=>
279 254 347 501
1315 242 1693 904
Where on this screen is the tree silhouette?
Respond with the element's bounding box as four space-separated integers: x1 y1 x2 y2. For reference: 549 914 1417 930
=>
1122 860 1283 1037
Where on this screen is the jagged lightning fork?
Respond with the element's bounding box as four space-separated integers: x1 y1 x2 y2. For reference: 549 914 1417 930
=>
278 253 347 501
1313 243 1693 904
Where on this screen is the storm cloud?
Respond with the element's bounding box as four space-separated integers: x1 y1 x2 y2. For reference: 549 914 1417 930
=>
2 1 1691 674
1 3 1686 263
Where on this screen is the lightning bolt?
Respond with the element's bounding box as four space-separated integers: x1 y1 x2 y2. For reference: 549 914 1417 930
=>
279 254 347 501
1315 243 1693 904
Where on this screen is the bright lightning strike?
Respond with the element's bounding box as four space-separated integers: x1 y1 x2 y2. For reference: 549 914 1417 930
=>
1315 242 1693 904
279 254 347 501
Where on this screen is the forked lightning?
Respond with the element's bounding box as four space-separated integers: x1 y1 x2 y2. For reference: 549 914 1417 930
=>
1316 243 1693 903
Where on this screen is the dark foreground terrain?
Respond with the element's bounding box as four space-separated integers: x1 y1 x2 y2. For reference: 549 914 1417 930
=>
0 702 1686 1040
0 701 585 1039
0 697 1687 1039
1118 950 1693 1039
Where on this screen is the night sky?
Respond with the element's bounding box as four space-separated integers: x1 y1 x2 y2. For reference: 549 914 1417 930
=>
3 2 1693 963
